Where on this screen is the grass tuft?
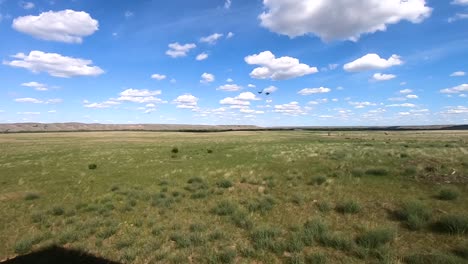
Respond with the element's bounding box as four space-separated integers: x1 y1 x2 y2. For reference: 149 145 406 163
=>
247 196 275 214
88 163 97 170
211 200 237 216
433 214 468 235
24 192 40 201
336 200 361 214
396 201 431 230
305 253 327 264
317 201 331 213
14 238 33 254
217 179 233 188
437 187 460 201
308 176 327 186
404 253 465 264
365 168 389 176
50 206 65 216
355 228 395 249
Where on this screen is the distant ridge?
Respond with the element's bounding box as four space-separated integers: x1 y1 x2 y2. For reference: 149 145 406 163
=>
0 123 467 133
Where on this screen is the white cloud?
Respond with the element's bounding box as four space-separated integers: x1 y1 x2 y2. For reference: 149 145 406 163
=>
200 73 215 83
217 84 242 92
144 108 156 114
224 0 232 9
373 73 396 81
151 73 166 80
441 106 468 114
117 89 165 104
226 32 234 39
248 84 256 88
451 0 468 5
124 11 134 18
48 110 56 113
236 92 260 101
12 10 98 43
298 87 331 95
15 97 62 104
349 101 377 109
308 98 328 105
406 94 419 99
450 71 466 77
226 78 234 83
17 112 40 115
259 0 432 41
219 92 260 106
20 2 34 9
173 94 199 109
400 89 413 94
440 84 468 94
274 102 305 115
166 42 196 58
120 89 161 97
4 50 104 78
245 51 318 80
21 81 48 91
386 103 416 108
344 54 403 72
196 52 208 61
448 13 468 23
263 86 278 94
220 97 250 106
200 33 223 44
84 100 120 109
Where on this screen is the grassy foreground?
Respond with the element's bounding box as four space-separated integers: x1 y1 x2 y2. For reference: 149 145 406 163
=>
0 131 467 263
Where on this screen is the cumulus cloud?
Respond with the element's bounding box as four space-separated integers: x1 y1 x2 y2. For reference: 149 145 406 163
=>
12 10 99 43
224 0 232 9
20 2 34 9
274 102 305 115
196 52 208 61
248 84 256 88
372 73 396 81
448 13 468 23
400 89 413 94
217 84 242 92
173 94 199 109
259 0 432 41
263 86 278 94
440 84 468 94
349 101 377 109
219 92 259 106
406 94 419 99
21 81 48 91
151 73 166 80
166 42 196 58
84 100 120 109
200 73 215 83
298 87 331 95
451 0 468 5
344 54 403 72
386 103 416 108
15 97 62 104
226 32 234 39
200 33 223 44
441 106 468 114
117 89 165 104
245 51 318 80
450 71 466 77
3 50 104 78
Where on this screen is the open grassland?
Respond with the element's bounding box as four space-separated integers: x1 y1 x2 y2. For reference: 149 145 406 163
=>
0 131 468 263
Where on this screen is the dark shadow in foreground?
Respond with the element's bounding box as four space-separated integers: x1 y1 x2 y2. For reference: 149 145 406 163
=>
1 246 120 264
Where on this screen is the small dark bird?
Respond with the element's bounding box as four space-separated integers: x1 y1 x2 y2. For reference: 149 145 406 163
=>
265 92 270 95
257 91 263 94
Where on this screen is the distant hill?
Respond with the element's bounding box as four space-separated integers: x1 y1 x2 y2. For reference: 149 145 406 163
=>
0 123 466 133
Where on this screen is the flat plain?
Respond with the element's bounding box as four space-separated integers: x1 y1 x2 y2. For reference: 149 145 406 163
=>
0 131 467 263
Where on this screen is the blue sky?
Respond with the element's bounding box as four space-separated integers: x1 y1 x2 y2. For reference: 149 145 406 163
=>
0 0 467 126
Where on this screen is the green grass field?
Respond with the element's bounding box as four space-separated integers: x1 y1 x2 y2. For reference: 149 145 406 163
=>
1 131 468 263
